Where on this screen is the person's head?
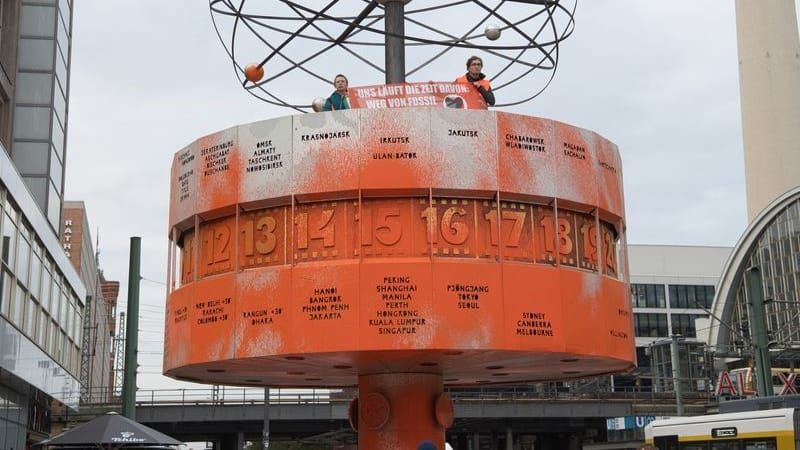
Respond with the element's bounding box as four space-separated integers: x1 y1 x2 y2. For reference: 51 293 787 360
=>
417 440 437 450
333 74 348 93
466 55 483 76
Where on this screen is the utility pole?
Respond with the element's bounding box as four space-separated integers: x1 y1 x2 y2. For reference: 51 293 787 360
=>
122 237 141 419
745 266 773 397
263 388 270 449
670 335 685 416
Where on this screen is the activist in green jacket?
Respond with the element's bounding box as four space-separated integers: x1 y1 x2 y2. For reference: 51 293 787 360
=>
323 74 350 111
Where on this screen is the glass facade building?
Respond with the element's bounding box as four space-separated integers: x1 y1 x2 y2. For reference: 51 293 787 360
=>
710 187 800 369
0 145 84 446
0 1 86 448
11 0 71 232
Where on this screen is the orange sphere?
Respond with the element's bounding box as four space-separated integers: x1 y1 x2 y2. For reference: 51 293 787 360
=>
244 64 264 83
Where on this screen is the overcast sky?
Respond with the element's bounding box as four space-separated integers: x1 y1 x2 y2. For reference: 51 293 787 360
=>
64 2 784 390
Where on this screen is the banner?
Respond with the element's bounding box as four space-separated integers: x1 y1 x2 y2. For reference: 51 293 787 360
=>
348 81 489 110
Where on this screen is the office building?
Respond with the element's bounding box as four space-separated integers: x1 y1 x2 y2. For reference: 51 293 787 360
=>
9 0 71 232
0 141 84 447
0 1 90 449
623 244 731 392
61 201 119 404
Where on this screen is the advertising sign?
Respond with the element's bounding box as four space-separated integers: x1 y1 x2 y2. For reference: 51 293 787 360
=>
606 416 658 431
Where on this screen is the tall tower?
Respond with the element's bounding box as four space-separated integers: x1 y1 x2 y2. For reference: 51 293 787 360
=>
707 1 800 391
736 0 800 222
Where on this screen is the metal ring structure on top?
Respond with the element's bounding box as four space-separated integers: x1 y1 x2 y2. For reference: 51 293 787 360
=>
210 0 577 111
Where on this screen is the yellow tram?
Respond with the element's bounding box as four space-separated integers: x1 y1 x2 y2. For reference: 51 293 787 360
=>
645 408 798 449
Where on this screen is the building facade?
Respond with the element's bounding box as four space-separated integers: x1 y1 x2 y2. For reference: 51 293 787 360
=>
709 188 800 374
10 0 71 231
61 201 119 404
624 244 731 393
0 1 85 449
0 145 84 446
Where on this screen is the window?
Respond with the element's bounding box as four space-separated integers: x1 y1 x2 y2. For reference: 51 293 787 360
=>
11 141 49 174
58 286 67 325
13 105 50 140
30 253 42 300
38 311 48 346
698 285 715 309
15 72 53 104
671 314 704 338
16 233 30 287
743 438 777 450
10 281 23 327
49 144 63 188
20 5 57 38
0 270 10 318
2 210 16 267
57 0 70 31
0 384 27 450
72 300 81 341
49 274 60 318
59 330 68 365
53 82 65 126
24 299 38 338
17 38 55 71
669 285 684 308
631 284 666 308
22 176 47 213
710 443 738 450
634 313 668 337
56 6 69 59
63 300 71 339
669 284 715 309
47 319 56 353
47 181 60 228
51 112 64 157
40 266 51 312
55 328 64 362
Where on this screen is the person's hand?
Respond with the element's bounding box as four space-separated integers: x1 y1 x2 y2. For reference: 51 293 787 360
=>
473 81 482 90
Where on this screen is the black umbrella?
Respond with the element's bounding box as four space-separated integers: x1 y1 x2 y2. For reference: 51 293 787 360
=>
38 412 182 448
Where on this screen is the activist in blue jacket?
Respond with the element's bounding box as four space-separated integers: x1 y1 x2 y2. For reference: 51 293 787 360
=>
323 74 350 111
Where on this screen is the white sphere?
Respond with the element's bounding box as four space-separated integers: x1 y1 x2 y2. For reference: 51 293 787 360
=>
312 97 326 112
484 24 501 41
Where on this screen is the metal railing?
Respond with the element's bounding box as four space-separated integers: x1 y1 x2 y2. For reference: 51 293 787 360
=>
51 384 715 427
135 387 342 406
125 385 714 408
